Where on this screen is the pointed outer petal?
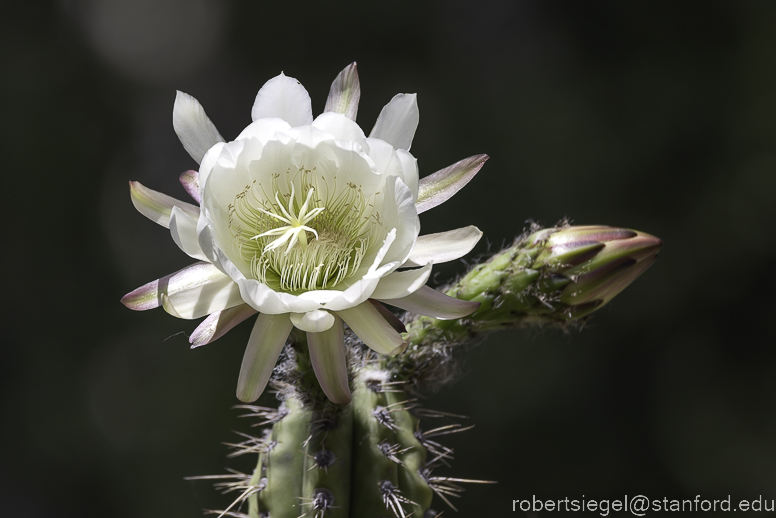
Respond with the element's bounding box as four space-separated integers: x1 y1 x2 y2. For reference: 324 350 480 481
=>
307 317 351 404
162 264 245 320
121 261 221 311
251 72 313 127
129 181 199 228
369 300 407 334
415 154 488 214
179 170 201 204
170 206 207 261
369 93 419 151
404 226 483 267
235 117 292 142
337 302 408 356
189 304 258 348
379 177 420 268
312 112 366 144
379 285 481 320
370 263 432 300
173 91 225 164
290 309 335 333
324 62 361 121
236 313 293 403
396 149 419 201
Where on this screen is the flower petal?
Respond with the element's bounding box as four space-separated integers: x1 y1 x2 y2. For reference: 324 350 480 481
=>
324 62 361 121
415 154 488 214
379 285 480 320
379 177 420 268
369 300 406 334
396 149 419 201
404 226 483 267
312 112 366 144
337 302 407 356
173 91 225 164
129 181 199 229
179 170 201 204
251 72 313 127
369 93 419 151
121 261 233 312
307 317 351 404
170 206 207 261
290 309 335 333
370 263 432 300
236 313 293 402
161 264 244 319
189 304 258 348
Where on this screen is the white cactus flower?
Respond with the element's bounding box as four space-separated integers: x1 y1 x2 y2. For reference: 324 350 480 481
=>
122 63 488 405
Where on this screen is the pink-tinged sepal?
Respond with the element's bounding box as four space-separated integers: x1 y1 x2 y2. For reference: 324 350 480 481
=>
129 181 199 229
190 304 258 348
415 154 488 214
380 285 481 320
179 170 201 204
120 262 243 319
324 62 361 121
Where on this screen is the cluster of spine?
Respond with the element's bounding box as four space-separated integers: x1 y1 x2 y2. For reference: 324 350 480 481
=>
192 224 661 516
194 361 485 518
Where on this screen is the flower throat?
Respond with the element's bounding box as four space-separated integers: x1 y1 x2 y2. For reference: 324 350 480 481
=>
228 166 381 292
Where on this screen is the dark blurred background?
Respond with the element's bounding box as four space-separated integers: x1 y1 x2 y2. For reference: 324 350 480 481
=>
3 1 776 516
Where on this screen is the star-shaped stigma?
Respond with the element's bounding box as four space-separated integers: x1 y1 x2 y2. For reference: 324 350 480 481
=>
251 185 325 255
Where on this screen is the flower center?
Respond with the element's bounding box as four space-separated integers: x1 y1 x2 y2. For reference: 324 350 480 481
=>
227 166 382 292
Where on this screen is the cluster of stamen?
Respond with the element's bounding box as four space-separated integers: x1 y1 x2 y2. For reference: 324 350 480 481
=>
227 165 382 293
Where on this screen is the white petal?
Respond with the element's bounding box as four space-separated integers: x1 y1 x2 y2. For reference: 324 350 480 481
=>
290 309 335 333
236 313 293 402
236 117 292 142
379 177 420 268
189 304 258 348
369 93 419 151
312 112 366 144
396 149 419 201
251 72 313 127
405 226 483 267
370 263 433 300
379 285 480 320
163 264 244 319
121 261 235 313
173 91 225 164
416 154 488 214
129 181 199 229
337 302 407 356
170 206 207 261
364 137 400 171
197 141 226 200
307 318 351 405
179 170 201 204
324 62 361 121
